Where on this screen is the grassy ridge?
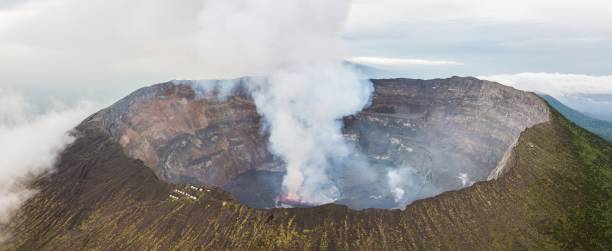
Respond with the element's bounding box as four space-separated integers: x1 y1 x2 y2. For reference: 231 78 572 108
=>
552 109 612 249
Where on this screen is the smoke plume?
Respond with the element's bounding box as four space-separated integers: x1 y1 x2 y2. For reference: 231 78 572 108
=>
0 90 96 241
196 0 373 204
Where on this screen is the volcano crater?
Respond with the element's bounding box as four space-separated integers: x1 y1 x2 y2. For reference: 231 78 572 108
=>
90 77 550 209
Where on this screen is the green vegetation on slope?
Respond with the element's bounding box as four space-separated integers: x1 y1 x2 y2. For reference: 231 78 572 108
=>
2 107 611 250
542 94 612 142
551 109 612 249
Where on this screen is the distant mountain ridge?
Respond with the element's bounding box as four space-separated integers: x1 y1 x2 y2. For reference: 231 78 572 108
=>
541 95 612 142
558 93 612 122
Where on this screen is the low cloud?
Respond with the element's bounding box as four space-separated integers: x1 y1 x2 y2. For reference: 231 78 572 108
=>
348 57 461 67
0 89 96 241
480 73 612 97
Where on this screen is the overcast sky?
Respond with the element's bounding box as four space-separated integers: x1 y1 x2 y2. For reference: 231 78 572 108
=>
2 0 612 233
346 0 612 76
0 0 611 106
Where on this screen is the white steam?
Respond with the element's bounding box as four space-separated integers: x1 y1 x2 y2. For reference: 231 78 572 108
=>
196 0 373 204
252 66 372 203
0 90 96 239
387 166 424 207
457 173 473 187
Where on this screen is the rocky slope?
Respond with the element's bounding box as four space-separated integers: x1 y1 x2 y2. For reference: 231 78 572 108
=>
2 77 611 250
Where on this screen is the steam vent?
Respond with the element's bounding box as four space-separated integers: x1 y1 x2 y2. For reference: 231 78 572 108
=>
6 77 612 250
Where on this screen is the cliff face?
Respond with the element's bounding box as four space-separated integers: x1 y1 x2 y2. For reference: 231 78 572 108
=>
90 82 278 187
89 77 549 209
344 78 549 191
4 93 612 250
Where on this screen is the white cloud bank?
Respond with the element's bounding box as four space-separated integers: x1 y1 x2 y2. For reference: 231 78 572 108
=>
0 90 97 241
348 57 461 67
481 73 612 97
480 73 612 121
